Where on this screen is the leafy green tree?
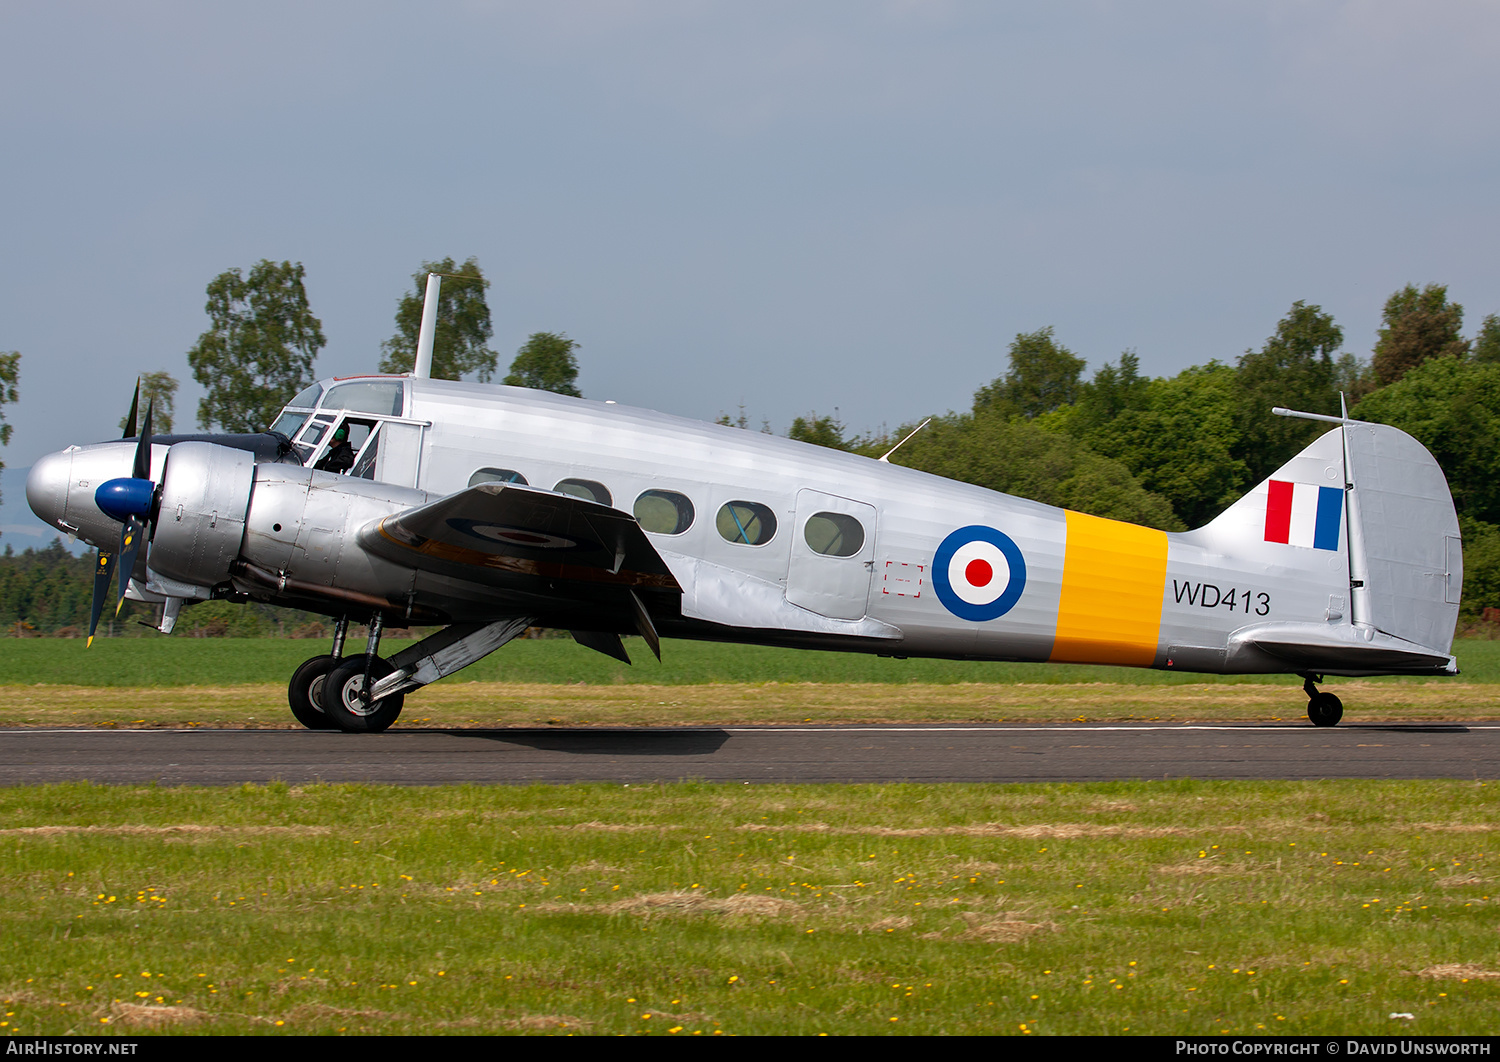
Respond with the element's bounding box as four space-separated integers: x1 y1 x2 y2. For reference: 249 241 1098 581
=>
502 331 581 397
1333 352 1380 405
1356 355 1500 527
1472 313 1500 365
1233 301 1342 483
118 371 178 434
379 257 497 381
1077 351 1149 425
1064 362 1248 528
187 261 325 433
974 327 1085 419
1372 283 1468 385
788 411 848 450
0 350 16 520
1048 350 1152 441
1455 517 1500 620
888 410 1183 530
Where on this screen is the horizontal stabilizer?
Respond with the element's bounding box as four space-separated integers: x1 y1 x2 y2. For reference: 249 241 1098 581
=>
1228 621 1457 676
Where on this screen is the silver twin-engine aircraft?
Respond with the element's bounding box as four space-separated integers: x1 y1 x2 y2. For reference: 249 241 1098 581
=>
27 371 1462 732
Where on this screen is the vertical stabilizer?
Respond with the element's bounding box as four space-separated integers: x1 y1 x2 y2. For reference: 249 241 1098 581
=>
1191 426 1351 630
1343 421 1461 652
1199 417 1461 661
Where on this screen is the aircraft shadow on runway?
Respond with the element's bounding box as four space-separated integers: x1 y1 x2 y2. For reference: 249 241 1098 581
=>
434 728 732 756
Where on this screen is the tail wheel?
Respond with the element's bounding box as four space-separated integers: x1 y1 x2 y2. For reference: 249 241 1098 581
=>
1307 691 1344 727
288 655 339 730
322 654 405 733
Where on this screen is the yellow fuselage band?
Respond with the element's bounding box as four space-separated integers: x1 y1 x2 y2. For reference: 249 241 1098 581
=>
1050 511 1168 666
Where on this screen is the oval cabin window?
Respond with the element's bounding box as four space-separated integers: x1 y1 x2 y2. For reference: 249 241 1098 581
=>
634 490 695 535
803 512 865 557
716 501 777 546
469 468 528 487
554 478 612 506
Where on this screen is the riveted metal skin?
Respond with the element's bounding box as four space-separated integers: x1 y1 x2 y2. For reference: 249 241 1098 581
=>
148 443 256 589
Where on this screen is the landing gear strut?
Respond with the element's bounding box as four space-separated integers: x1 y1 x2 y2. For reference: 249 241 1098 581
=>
1303 675 1343 727
288 614 537 734
320 613 405 733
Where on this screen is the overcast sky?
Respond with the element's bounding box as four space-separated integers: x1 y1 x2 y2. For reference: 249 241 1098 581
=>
4 1 1499 540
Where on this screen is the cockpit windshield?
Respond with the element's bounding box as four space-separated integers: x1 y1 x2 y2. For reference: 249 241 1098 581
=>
269 411 310 438
267 378 412 473
268 378 406 435
287 382 324 409
321 380 405 417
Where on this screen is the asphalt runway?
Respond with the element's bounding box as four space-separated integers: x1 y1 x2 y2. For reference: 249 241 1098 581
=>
2 722 1498 785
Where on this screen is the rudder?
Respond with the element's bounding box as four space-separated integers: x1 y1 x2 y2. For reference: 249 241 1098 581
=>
1344 421 1461 653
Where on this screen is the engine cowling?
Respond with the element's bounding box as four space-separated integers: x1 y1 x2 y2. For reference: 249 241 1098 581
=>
148 442 256 589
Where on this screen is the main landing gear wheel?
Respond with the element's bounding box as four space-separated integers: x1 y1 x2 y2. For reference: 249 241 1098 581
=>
1302 675 1343 727
321 654 405 733
1307 692 1344 728
288 655 340 730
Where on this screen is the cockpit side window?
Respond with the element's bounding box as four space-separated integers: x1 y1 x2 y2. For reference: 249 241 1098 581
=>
308 416 377 475
300 418 332 445
350 429 380 480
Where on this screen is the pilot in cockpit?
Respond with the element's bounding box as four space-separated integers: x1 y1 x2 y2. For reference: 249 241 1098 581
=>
314 426 355 474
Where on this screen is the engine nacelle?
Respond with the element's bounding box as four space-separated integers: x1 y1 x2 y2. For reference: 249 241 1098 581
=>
149 442 256 588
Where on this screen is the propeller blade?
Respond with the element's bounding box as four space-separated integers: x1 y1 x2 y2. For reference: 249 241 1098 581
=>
122 380 140 440
132 400 154 481
115 516 146 616
87 550 117 647
90 393 155 641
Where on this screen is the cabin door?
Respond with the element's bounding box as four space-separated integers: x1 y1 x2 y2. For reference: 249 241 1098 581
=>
373 421 425 487
784 489 877 621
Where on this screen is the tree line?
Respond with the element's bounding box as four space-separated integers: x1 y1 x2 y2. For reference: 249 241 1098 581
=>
774 286 1500 619
0 538 349 638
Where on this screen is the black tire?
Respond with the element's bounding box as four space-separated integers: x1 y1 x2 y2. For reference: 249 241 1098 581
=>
1307 691 1344 727
288 655 339 730
321 654 405 733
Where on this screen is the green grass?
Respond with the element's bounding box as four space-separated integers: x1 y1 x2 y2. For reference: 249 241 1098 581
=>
1 780 1496 1036
4 636 1499 687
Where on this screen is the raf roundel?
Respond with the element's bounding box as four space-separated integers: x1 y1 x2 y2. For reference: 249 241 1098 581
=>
932 525 1028 622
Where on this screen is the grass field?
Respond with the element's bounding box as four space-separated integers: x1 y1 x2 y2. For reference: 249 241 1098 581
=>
2 637 1497 729
0 780 1495 1037
5 636 1500 687
3 641 1495 1038
4 678 1500 729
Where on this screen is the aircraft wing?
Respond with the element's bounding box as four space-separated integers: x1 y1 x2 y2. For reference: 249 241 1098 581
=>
357 482 681 597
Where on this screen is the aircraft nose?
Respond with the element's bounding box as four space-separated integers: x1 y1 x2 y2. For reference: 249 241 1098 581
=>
26 449 74 533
